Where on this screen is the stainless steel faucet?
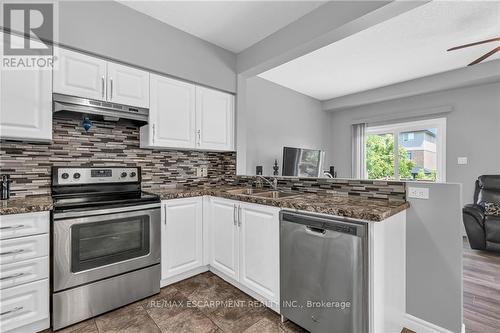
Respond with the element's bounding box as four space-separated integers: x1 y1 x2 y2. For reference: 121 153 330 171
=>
256 175 278 190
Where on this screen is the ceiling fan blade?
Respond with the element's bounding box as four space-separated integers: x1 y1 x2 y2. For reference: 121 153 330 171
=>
447 37 500 51
468 46 500 66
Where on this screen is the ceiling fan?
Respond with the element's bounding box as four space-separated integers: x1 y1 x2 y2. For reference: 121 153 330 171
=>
447 37 500 66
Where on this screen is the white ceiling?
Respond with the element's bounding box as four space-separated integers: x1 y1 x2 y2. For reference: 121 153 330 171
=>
258 1 500 101
119 0 325 53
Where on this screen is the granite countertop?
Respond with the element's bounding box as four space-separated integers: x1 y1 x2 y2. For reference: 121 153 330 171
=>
149 186 409 222
0 186 409 221
0 196 53 216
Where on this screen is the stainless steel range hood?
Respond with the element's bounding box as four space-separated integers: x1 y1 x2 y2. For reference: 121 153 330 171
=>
53 94 149 125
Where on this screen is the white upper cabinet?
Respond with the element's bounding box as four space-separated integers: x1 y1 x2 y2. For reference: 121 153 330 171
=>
0 33 52 142
196 86 234 151
141 74 196 148
161 198 203 280
53 48 149 108
107 62 149 108
238 203 280 304
53 48 106 100
141 76 235 152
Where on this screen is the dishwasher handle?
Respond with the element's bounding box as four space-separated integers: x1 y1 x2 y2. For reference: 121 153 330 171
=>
305 226 326 235
281 211 366 237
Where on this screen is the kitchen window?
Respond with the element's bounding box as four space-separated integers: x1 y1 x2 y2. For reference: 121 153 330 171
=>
364 118 446 182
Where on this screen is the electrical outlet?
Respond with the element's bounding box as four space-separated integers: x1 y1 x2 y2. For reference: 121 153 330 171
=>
408 187 429 199
196 167 203 177
202 167 208 177
457 157 468 165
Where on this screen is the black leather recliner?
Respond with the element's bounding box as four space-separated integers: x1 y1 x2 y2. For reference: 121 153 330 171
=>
463 175 500 252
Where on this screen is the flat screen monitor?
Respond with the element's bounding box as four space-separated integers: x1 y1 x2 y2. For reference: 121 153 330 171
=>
282 147 325 177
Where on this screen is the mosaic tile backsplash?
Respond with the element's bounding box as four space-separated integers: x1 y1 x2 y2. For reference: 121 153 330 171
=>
235 176 407 202
0 114 236 198
1 114 405 202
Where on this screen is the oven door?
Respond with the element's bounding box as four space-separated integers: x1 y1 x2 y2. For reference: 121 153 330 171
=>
53 203 161 292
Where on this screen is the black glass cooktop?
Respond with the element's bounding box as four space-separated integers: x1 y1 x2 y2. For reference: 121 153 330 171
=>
52 190 160 212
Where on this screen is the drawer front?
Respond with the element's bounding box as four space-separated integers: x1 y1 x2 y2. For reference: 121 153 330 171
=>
0 234 49 265
0 279 49 332
0 257 49 290
0 212 49 240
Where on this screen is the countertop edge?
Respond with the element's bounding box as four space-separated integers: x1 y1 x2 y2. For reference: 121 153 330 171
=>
0 189 410 222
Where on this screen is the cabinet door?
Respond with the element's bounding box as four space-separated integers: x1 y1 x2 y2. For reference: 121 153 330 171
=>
239 203 280 303
0 256 49 290
107 62 149 108
0 234 49 265
195 86 234 151
162 198 203 279
209 198 239 280
0 33 52 142
0 211 49 240
53 48 106 100
145 75 196 148
0 279 49 332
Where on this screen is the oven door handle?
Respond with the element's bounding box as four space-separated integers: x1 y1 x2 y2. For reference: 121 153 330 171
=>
53 202 161 219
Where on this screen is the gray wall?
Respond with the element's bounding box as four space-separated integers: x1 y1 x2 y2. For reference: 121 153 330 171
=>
405 182 463 332
244 77 330 175
57 1 236 92
328 82 500 203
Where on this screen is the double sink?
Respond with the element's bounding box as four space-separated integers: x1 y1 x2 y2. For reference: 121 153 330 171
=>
226 187 302 199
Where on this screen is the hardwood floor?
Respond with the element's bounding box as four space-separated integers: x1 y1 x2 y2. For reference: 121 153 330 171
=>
463 237 500 333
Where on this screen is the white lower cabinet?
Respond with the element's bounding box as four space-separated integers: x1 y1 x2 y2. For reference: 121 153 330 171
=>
0 279 49 333
161 197 204 284
207 197 280 308
0 257 49 290
0 211 50 333
208 197 240 280
0 234 49 265
238 202 280 304
160 196 280 309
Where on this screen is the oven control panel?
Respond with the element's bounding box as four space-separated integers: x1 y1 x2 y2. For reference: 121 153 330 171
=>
56 167 139 185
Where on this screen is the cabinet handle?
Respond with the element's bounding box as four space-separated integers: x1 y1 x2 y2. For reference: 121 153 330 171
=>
233 204 237 226
0 306 23 316
0 249 24 256
0 224 24 230
152 124 156 144
110 78 113 100
197 130 201 146
101 76 105 99
0 272 25 280
238 205 242 227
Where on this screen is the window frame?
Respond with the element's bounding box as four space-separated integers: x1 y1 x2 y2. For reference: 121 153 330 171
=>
365 118 446 182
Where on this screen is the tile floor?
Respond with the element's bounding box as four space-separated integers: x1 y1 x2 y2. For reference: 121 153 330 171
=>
44 271 306 333
43 238 500 333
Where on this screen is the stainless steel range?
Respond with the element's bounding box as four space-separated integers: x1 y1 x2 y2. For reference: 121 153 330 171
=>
51 166 161 330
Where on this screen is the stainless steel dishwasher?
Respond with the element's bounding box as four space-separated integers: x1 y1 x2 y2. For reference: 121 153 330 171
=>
280 210 368 333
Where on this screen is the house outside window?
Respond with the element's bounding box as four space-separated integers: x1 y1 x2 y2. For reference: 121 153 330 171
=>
364 118 446 182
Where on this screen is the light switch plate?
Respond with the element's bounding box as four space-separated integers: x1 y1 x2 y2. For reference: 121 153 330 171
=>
408 187 429 199
457 157 468 165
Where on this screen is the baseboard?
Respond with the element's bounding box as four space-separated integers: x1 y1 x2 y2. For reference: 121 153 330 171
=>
404 314 464 333
160 265 209 288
